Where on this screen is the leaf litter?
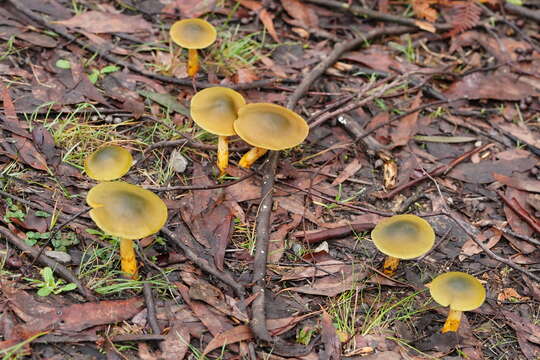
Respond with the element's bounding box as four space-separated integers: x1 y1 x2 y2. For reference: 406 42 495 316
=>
0 0 539 358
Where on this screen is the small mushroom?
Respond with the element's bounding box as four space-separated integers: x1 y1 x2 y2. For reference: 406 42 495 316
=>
428 271 486 333
371 214 435 276
233 103 309 168
190 87 246 174
86 181 168 279
170 18 217 78
84 145 133 181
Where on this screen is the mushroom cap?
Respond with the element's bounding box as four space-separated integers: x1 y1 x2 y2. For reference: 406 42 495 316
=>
429 272 486 311
84 145 133 181
371 214 435 259
190 87 246 136
233 103 309 150
86 181 168 240
170 18 217 49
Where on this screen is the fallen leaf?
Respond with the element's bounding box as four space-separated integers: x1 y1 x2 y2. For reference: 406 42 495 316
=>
492 117 540 150
281 0 319 29
503 187 536 237
285 265 367 296
161 320 190 360
331 159 362 186
238 0 280 42
391 93 422 147
268 214 302 264
445 71 536 100
202 325 253 355
281 259 345 281
175 0 217 17
460 227 501 257
493 173 540 193
320 311 341 360
449 158 537 184
54 11 152 34
234 68 260 83
139 90 189 116
497 288 528 303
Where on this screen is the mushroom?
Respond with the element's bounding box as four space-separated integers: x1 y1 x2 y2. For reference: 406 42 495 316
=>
86 181 168 279
371 214 435 276
190 87 246 174
169 18 217 78
428 271 486 333
84 145 133 181
233 103 309 168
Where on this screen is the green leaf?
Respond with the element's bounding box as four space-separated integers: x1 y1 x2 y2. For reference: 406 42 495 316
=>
55 59 71 69
37 287 52 296
506 0 522 5
35 211 51 218
139 90 189 116
413 135 477 143
41 267 54 283
101 65 120 74
60 283 77 292
88 69 100 84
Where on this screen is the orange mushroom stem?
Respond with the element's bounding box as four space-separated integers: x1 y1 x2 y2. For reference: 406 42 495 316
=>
382 256 400 276
217 135 230 175
239 147 268 168
187 49 200 78
442 309 463 333
120 238 138 279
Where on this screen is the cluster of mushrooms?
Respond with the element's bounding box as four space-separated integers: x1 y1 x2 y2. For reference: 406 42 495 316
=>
80 16 485 336
371 214 486 333
84 145 168 279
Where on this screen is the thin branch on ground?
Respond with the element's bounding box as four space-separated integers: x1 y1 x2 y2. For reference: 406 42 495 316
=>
143 282 161 335
0 226 96 301
144 172 255 191
161 227 245 299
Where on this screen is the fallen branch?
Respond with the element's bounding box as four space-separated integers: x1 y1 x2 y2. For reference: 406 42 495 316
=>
303 0 452 31
143 282 161 335
296 223 375 244
0 226 96 301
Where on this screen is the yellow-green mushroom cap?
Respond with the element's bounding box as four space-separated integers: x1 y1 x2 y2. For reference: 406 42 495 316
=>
170 18 217 49
371 214 435 259
190 87 246 136
429 272 486 311
84 145 133 181
233 103 309 150
86 181 168 240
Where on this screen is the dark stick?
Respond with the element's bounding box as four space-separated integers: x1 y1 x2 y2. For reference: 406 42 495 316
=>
303 0 452 31
250 151 279 342
7 1 286 91
34 333 166 343
504 3 540 22
143 283 161 335
161 227 245 298
286 26 413 109
296 223 376 244
0 226 96 301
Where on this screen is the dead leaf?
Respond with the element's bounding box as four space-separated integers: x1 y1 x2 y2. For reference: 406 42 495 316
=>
268 214 302 264
503 187 536 237
497 288 528 303
449 158 537 184
285 265 367 297
175 0 217 17
281 259 345 281
492 118 540 150
331 159 362 186
161 320 190 360
234 68 260 84
238 0 280 42
391 93 422 147
281 0 319 29
460 227 501 257
445 71 536 100
320 311 341 360
54 11 152 34
202 325 253 355
276 196 320 225
493 173 540 193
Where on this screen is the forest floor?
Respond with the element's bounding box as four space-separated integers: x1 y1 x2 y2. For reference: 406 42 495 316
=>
0 0 539 359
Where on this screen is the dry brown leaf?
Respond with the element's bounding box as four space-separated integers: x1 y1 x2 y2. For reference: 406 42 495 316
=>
174 0 217 17
161 321 190 360
285 265 367 296
238 0 280 42
281 259 345 281
411 0 438 22
202 325 253 355
445 71 536 100
460 228 501 257
54 11 152 34
281 0 319 29
391 93 422 147
331 159 362 186
321 311 341 360
268 214 302 264
493 173 540 193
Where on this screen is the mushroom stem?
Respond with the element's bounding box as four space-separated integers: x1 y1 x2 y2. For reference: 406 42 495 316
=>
120 238 138 279
187 49 199 77
217 136 229 175
239 147 268 168
382 256 400 276
442 308 462 333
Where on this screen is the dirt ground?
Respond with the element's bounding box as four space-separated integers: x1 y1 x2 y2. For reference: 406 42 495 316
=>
0 0 539 359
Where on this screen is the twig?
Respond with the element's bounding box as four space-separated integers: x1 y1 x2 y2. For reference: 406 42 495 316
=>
144 172 255 191
143 282 161 335
303 0 452 31
376 143 492 199
34 334 166 343
496 190 540 234
250 151 279 342
496 227 540 247
296 223 375 244
435 211 540 283
286 26 413 109
0 226 96 301
161 227 245 299
504 3 540 22
8 1 287 91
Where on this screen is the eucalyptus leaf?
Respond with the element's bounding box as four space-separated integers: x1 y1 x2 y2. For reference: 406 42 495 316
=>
139 90 189 116
413 135 477 143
